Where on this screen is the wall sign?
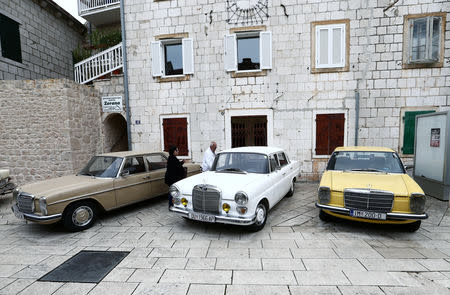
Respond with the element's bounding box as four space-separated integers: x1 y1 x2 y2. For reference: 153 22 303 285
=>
102 96 123 112
430 128 440 147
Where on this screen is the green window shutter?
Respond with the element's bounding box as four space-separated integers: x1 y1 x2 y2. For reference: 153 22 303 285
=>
402 110 435 154
0 14 22 63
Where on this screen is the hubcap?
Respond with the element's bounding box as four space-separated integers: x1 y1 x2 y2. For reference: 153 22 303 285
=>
72 206 93 227
255 205 266 225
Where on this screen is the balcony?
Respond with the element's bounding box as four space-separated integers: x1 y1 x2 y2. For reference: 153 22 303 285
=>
74 43 123 84
78 0 120 27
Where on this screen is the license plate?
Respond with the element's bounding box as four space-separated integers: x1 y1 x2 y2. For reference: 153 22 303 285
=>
12 204 24 219
188 212 215 223
350 210 386 220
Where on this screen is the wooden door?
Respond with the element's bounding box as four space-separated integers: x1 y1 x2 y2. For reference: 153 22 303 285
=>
316 114 345 155
163 118 188 156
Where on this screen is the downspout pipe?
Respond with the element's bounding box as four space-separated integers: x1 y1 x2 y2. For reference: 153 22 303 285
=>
354 90 360 146
120 0 132 150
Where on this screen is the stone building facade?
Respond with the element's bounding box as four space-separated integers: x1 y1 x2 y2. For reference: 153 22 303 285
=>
0 0 86 80
0 79 102 185
122 0 449 180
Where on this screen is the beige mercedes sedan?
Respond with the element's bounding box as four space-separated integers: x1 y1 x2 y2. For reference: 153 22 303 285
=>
12 151 201 231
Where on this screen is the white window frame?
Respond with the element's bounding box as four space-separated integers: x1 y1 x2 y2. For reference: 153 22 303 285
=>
151 37 194 78
312 109 348 158
408 16 441 63
159 114 191 160
224 109 273 149
224 31 272 72
315 23 345 69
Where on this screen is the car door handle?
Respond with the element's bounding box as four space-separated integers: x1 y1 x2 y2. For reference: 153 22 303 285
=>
143 176 151 180
282 172 286 176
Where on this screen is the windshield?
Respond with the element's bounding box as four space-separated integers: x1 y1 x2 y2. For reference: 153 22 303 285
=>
78 156 123 178
212 152 269 174
326 151 405 174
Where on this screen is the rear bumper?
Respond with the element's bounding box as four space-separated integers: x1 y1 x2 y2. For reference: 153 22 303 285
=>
169 206 256 225
315 203 428 220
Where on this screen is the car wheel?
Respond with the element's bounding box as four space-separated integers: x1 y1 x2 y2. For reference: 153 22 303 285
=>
286 180 295 197
249 202 268 232
63 201 97 231
319 209 333 222
405 220 421 232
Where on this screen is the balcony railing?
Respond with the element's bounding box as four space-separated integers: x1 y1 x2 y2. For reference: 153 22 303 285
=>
74 43 123 84
78 0 120 15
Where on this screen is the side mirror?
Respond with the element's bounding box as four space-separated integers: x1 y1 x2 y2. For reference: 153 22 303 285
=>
276 166 281 171
404 165 414 170
121 169 130 177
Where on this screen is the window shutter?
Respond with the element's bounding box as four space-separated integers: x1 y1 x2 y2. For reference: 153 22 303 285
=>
260 31 272 69
151 41 162 77
182 38 194 74
224 34 237 71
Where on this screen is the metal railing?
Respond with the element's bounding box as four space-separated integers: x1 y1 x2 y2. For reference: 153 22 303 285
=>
74 43 123 84
78 0 120 15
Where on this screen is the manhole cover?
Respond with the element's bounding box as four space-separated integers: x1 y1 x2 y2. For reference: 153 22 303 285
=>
39 250 129 283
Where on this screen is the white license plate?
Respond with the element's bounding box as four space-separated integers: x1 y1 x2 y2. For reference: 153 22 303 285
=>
350 210 386 220
188 212 215 223
12 204 24 219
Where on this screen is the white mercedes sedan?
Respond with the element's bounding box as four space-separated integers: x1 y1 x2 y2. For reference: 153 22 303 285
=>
169 147 300 231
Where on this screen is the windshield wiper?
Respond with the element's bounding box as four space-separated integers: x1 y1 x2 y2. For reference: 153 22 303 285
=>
346 168 387 174
216 168 247 174
81 172 95 177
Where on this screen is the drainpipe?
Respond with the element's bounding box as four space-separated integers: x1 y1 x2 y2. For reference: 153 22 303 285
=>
354 90 360 146
120 0 132 150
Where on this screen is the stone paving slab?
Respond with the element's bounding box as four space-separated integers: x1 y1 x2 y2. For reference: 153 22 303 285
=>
1 183 450 294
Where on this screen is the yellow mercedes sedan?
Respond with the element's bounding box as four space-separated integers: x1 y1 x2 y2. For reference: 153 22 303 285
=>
315 146 428 232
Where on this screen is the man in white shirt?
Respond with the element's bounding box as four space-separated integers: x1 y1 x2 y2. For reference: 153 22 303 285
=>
202 141 217 172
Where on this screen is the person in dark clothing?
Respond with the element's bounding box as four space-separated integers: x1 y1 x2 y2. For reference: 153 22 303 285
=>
165 146 185 207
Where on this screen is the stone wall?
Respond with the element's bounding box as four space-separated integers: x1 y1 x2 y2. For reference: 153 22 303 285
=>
0 79 102 185
124 0 449 180
0 0 85 80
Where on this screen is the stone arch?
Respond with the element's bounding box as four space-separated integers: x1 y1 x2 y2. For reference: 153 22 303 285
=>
103 113 128 152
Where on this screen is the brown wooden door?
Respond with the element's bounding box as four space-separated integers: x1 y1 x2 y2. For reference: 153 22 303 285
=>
316 114 345 155
231 116 267 148
163 118 188 156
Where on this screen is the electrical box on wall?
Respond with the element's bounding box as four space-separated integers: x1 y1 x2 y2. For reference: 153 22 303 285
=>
413 111 450 201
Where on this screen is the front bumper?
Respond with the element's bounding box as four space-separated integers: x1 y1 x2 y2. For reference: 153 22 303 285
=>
169 206 256 226
315 203 428 220
11 204 62 222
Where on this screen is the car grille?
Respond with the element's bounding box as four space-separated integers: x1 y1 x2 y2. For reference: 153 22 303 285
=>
192 185 220 214
344 189 394 213
17 192 35 213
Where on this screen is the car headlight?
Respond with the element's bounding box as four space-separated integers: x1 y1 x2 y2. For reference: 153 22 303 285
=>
235 192 248 205
410 193 425 214
318 187 331 204
39 197 48 215
169 185 180 198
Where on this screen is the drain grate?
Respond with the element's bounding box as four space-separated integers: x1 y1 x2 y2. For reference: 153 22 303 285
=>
39 250 129 283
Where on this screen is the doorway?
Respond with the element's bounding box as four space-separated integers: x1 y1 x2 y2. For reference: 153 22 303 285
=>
231 116 267 147
103 114 128 152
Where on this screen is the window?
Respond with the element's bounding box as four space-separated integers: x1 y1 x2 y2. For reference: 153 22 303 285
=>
0 13 22 63
162 117 189 156
403 13 445 68
315 113 345 156
123 157 146 175
402 110 435 154
269 154 279 172
224 28 272 73
145 154 167 171
277 152 288 167
311 20 349 73
151 35 194 79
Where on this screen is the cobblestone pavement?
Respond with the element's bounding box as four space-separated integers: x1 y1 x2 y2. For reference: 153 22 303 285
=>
1 182 450 295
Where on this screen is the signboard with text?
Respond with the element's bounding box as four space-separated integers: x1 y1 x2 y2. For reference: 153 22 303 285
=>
102 96 123 112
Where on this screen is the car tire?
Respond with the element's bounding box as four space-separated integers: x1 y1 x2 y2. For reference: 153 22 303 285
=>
319 209 333 222
405 220 421 232
63 201 97 231
286 180 295 197
249 202 268 232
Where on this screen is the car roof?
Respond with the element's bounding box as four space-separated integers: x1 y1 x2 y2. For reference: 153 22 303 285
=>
98 151 169 157
218 146 284 155
333 146 396 152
